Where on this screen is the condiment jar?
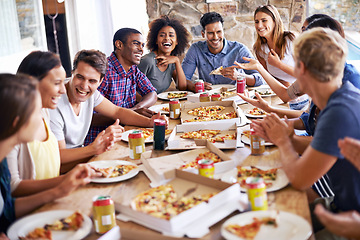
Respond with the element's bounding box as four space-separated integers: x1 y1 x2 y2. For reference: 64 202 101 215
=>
169 99 180 119
250 130 265 155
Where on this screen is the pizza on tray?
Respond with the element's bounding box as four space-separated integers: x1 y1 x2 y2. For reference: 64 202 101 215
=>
221 91 237 98
187 105 225 117
237 166 278 188
180 130 236 143
225 216 278 240
20 211 84 240
167 92 188 99
179 151 222 169
94 164 137 178
184 111 237 123
131 184 216 220
209 66 223 75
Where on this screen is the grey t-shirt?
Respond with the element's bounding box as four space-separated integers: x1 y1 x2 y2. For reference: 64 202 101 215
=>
49 90 104 148
138 52 176 93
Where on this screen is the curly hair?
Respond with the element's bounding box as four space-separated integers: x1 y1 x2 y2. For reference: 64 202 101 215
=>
146 16 190 56
253 5 295 60
200 12 223 30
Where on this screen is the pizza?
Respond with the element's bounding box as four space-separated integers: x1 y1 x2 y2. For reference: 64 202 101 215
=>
20 212 84 240
184 111 237 123
225 217 278 240
209 66 223 75
187 105 225 117
179 151 222 169
247 108 267 116
20 228 52 240
237 166 278 188
95 164 137 178
44 211 84 231
161 106 169 112
180 130 220 139
132 184 216 220
210 133 236 143
136 128 172 139
167 92 188 99
242 130 251 139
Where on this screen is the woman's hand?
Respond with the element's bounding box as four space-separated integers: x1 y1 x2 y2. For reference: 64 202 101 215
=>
234 57 262 71
155 55 179 66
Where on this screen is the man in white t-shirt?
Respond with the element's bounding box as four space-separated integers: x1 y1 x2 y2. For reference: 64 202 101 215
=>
49 50 167 165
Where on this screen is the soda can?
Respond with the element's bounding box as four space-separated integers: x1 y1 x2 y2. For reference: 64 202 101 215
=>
199 92 210 102
153 119 166 150
211 92 222 101
93 195 116 234
195 79 205 93
236 76 246 94
246 177 268 211
169 99 180 119
129 130 145 159
198 159 214 178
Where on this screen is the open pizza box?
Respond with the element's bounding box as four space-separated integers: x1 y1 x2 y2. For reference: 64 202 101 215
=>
140 141 237 185
180 100 248 126
115 169 248 238
167 122 243 150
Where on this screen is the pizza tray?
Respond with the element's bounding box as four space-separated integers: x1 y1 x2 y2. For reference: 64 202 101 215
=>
180 100 246 126
167 122 243 150
140 141 236 185
115 169 248 238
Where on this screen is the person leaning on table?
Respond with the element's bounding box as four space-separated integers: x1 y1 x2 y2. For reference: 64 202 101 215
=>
49 49 168 169
251 28 360 240
181 11 265 91
0 74 99 237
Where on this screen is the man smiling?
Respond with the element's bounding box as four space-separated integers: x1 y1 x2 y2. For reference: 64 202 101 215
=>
85 28 158 145
49 50 166 166
182 12 264 90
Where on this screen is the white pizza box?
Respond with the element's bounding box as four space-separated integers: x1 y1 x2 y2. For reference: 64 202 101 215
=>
115 169 248 238
140 141 236 185
181 100 247 126
167 122 243 150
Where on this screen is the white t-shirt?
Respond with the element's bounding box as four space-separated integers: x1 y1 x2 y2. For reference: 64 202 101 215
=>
49 90 104 148
259 37 296 83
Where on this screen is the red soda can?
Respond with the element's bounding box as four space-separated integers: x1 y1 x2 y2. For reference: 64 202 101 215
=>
237 76 246 94
195 79 204 93
198 159 214 178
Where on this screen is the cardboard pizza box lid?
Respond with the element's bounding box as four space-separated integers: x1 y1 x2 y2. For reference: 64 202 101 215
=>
115 169 247 238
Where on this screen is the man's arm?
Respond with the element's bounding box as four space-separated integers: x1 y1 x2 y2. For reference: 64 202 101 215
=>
131 91 157 117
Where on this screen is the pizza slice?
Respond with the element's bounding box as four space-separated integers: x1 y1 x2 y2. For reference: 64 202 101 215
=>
19 228 52 240
131 184 177 217
135 128 172 140
210 133 236 142
44 211 84 231
180 130 220 139
237 166 278 188
209 66 223 75
180 151 222 169
247 107 267 116
225 216 278 240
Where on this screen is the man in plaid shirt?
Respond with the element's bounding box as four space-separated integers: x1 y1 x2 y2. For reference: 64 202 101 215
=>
85 28 157 145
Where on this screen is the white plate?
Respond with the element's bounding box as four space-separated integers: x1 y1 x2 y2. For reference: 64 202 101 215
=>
88 160 139 183
244 109 267 118
221 167 289 192
254 87 276 97
157 91 193 101
148 104 169 115
221 210 312 240
7 210 92 240
241 134 274 146
121 129 172 143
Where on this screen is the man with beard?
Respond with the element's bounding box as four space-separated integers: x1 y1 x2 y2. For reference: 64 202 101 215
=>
85 28 158 145
182 12 264 90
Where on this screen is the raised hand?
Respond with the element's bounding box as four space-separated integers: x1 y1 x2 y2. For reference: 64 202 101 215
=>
234 57 261 71
150 112 169 128
155 55 179 66
238 91 271 112
260 113 291 146
104 119 124 143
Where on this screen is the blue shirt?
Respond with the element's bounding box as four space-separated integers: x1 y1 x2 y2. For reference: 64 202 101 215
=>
182 39 264 86
0 158 15 233
311 82 360 212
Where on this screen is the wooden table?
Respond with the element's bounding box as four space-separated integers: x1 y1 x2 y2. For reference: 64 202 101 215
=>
37 95 314 240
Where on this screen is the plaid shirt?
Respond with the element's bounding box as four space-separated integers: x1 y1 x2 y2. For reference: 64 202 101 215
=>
84 52 156 145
